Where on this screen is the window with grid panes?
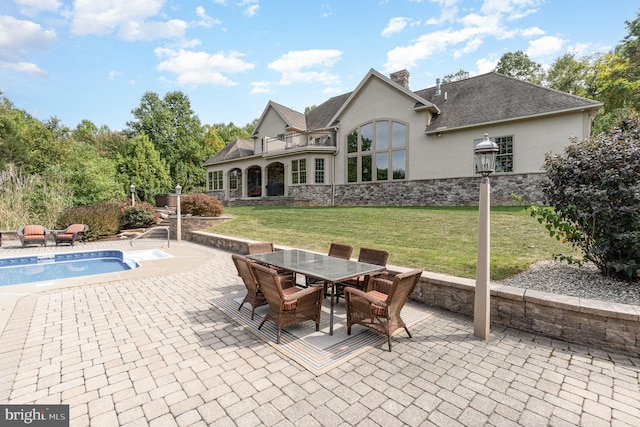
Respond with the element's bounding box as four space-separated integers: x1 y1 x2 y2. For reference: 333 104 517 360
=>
315 158 325 184
292 159 307 184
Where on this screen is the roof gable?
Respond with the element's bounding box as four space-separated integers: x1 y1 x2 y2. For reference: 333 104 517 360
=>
326 69 439 126
251 101 306 138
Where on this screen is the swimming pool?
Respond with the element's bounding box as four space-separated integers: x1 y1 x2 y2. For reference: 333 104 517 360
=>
0 250 159 286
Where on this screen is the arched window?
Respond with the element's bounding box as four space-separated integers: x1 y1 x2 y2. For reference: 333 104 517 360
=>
347 120 406 183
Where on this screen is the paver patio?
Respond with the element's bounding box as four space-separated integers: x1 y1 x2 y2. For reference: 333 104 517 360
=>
0 240 639 426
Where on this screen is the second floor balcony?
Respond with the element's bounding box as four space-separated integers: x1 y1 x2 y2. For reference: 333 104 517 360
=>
263 130 336 155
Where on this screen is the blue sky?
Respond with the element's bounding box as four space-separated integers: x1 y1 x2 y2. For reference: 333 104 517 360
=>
1 0 638 131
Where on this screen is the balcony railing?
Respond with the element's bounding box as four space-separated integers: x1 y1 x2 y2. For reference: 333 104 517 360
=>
264 131 335 153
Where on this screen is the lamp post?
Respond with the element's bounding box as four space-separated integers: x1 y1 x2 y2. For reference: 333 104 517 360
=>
130 184 135 207
473 133 499 340
175 184 182 243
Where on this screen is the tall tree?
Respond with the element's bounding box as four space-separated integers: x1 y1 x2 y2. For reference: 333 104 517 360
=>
494 50 544 84
126 91 206 192
546 53 591 97
117 134 171 204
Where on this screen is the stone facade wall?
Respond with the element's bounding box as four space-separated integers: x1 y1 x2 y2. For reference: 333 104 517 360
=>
333 173 545 206
187 231 640 356
209 173 545 207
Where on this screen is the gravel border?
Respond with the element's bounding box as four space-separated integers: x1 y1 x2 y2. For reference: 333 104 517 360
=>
496 260 640 306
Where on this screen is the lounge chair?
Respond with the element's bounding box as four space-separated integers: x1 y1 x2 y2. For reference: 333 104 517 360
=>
17 225 49 247
53 224 88 246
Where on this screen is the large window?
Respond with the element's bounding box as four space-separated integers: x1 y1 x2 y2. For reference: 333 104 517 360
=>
315 158 325 184
347 120 406 183
292 159 307 184
209 170 223 190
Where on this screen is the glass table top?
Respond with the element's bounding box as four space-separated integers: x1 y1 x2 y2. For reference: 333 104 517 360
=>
247 249 384 282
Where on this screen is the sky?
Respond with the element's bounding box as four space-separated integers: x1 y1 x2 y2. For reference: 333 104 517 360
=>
1 0 638 132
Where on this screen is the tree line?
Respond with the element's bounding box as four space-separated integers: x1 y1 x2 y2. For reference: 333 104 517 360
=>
0 10 638 219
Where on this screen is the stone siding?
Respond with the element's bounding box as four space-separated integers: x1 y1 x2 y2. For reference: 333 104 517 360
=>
333 173 545 206
186 231 640 356
209 173 545 207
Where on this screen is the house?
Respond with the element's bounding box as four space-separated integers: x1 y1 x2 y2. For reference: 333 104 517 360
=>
203 69 602 206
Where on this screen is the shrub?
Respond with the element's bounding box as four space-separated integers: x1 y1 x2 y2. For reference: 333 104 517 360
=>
56 201 122 241
180 193 224 217
534 112 640 281
121 201 158 228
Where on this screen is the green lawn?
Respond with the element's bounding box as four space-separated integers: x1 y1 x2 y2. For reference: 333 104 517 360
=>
205 205 580 280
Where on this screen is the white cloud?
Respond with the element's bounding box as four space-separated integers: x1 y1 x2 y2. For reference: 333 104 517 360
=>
0 15 57 50
382 17 410 37
14 0 61 15
118 19 188 41
384 0 547 72
195 6 221 28
521 26 545 37
476 55 498 73
154 48 254 86
268 49 342 86
426 0 460 25
108 70 122 80
1 61 47 77
238 0 260 17
71 0 166 38
526 35 566 59
250 81 271 94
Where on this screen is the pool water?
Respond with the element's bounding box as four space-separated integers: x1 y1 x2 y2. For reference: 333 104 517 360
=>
0 250 140 286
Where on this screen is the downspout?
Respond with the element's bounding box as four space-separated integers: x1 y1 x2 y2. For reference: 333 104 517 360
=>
332 129 337 207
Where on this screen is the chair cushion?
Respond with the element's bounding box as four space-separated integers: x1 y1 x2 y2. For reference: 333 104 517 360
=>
368 290 388 316
56 233 74 240
24 225 44 236
66 224 85 233
282 287 300 311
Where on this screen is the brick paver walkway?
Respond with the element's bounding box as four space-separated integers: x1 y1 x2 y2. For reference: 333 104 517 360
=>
0 241 639 426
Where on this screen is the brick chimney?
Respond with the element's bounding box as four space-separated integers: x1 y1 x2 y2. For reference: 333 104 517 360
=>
390 69 410 89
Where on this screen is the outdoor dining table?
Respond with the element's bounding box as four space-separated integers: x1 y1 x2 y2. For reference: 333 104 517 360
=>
247 249 385 335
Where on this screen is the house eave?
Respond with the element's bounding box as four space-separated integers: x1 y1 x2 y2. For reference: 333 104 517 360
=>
424 105 602 135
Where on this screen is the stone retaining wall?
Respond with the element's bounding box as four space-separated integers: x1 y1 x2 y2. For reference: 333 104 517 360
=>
187 230 640 356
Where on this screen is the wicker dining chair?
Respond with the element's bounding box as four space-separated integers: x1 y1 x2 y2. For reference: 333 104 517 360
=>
306 242 354 290
232 254 295 319
250 263 324 344
247 242 296 283
335 247 389 302
344 269 423 351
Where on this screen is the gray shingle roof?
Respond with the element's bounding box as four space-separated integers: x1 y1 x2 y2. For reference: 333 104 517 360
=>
203 138 254 165
305 92 352 130
414 72 602 132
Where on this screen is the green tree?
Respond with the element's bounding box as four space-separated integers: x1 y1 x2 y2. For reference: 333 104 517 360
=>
494 50 544 84
117 134 172 204
126 91 206 192
546 53 591 97
48 141 124 205
442 69 470 83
